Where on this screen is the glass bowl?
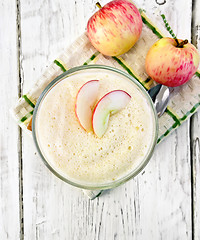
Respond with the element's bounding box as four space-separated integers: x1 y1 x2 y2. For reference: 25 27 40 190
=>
32 65 158 190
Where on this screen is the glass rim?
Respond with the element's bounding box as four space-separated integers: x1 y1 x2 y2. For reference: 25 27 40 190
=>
32 64 158 190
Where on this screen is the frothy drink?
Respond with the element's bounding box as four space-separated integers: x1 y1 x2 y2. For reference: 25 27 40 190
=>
35 68 156 186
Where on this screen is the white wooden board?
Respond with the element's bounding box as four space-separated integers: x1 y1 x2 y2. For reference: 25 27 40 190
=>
191 0 200 239
1 0 200 239
0 1 20 239
20 0 193 239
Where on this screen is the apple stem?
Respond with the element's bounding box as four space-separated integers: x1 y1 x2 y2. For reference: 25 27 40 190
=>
176 39 188 48
96 2 102 9
174 38 179 46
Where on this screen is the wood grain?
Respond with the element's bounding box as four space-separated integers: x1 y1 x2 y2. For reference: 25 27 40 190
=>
0 1 20 239
191 0 200 239
7 0 199 239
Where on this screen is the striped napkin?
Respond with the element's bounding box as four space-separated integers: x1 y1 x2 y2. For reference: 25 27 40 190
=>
11 11 200 199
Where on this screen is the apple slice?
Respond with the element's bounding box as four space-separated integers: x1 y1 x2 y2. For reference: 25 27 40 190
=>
92 90 131 138
75 80 99 132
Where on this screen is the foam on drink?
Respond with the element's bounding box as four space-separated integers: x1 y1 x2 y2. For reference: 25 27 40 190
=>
36 69 156 185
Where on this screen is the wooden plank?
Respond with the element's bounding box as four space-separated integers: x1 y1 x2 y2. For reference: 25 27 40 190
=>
131 1 193 239
20 0 193 239
191 0 200 238
191 117 200 240
0 1 20 239
20 1 98 239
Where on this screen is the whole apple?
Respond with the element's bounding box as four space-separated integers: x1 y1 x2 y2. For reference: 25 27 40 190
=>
87 0 142 56
145 37 200 87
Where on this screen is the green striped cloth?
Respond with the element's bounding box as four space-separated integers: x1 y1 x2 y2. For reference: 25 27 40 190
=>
11 11 200 198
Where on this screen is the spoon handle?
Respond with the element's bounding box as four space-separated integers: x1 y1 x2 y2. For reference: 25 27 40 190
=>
148 84 170 118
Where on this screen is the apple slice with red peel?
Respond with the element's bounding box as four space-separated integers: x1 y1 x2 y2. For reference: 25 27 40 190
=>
75 80 99 132
92 90 131 138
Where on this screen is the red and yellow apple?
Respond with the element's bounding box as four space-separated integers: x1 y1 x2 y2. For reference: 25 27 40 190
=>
145 37 200 87
87 0 142 56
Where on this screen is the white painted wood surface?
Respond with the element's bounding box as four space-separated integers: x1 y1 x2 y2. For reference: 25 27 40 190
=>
1 0 200 239
191 0 200 238
0 1 20 239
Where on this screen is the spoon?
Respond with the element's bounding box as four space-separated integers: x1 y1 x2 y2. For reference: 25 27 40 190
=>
84 84 170 200
148 84 170 117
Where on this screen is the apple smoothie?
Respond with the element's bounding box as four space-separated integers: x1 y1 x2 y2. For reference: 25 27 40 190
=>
35 68 156 186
